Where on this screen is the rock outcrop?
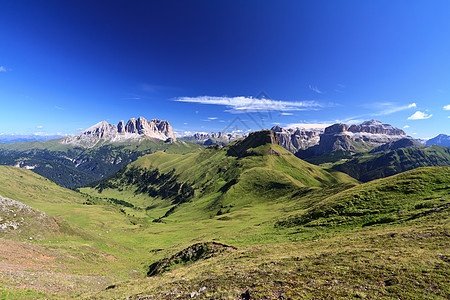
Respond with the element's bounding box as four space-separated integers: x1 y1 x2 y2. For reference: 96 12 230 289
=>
227 130 283 157
61 117 176 147
297 120 410 158
180 132 245 146
271 126 322 153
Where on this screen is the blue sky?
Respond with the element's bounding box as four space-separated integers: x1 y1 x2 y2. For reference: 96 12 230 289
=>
0 0 449 138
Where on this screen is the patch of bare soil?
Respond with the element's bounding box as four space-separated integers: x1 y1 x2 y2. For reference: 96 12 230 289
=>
0 238 113 296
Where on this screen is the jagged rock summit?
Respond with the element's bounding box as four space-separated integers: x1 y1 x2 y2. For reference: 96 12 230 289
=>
181 132 245 146
271 125 322 153
297 120 410 158
61 117 176 147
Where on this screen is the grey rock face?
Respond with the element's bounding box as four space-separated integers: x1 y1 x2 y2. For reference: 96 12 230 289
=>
61 117 176 147
297 120 410 158
271 126 322 153
348 120 405 135
181 132 245 146
117 120 125 133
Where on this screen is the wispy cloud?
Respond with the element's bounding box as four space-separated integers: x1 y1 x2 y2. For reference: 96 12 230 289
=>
444 104 450 110
0 66 6 72
408 111 432 120
174 96 322 113
403 125 410 128
54 105 64 110
207 117 218 120
309 85 323 94
279 112 293 116
372 102 416 116
287 123 331 129
36 125 43 129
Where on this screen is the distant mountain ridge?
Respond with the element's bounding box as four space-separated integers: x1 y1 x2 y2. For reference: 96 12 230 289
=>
426 134 450 147
297 120 411 158
0 134 64 144
180 132 245 146
271 125 322 153
61 117 176 147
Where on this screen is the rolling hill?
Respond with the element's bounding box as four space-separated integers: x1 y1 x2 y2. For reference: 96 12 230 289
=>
86 130 358 223
85 166 450 300
0 131 449 299
331 145 450 182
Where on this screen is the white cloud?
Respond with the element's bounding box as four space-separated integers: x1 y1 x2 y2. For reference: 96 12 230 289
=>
279 112 293 116
403 125 410 128
372 102 416 116
443 105 450 110
287 123 331 130
0 66 6 72
174 96 322 113
36 125 43 129
408 111 432 120
207 117 218 120
309 85 323 94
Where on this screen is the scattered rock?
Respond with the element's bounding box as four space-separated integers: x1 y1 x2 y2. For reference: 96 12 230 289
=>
147 242 236 276
240 289 251 300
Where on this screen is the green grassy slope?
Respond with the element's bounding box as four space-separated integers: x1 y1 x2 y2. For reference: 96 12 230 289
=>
277 167 450 228
1 134 449 298
86 132 358 224
331 145 450 182
86 166 449 300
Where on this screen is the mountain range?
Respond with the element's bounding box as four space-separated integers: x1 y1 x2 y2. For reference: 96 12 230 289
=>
179 131 245 146
61 117 176 147
0 126 448 298
0 117 449 189
0 117 197 188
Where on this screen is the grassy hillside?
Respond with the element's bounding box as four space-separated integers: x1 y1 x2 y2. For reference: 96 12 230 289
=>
85 166 449 299
331 145 450 182
277 167 450 229
1 134 449 299
0 165 165 298
85 131 358 224
0 139 202 188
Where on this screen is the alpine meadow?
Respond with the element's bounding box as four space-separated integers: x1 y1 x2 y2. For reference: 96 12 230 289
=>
0 1 449 299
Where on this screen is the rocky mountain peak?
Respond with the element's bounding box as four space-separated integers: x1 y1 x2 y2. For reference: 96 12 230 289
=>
297 120 410 158
348 119 405 135
270 126 323 153
324 123 349 134
227 130 281 157
61 117 175 147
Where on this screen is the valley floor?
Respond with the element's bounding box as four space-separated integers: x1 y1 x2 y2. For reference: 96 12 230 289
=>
0 222 448 299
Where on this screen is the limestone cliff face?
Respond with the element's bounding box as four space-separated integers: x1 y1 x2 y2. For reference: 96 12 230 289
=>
271 126 322 153
297 120 410 158
348 120 405 135
61 117 176 147
180 132 245 146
